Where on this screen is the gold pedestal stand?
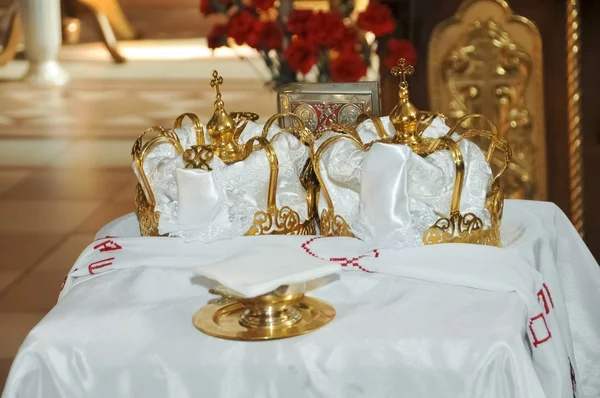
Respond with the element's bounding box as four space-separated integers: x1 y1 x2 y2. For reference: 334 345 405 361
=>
193 286 335 341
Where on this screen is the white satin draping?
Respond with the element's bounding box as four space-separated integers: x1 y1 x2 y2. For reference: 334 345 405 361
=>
4 200 600 398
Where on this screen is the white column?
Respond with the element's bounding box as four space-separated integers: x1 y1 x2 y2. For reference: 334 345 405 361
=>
20 0 69 86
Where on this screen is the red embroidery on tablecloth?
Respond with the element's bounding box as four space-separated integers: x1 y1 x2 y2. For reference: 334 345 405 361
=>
301 237 377 273
543 283 554 308
88 257 114 275
93 240 122 252
537 289 550 314
537 283 555 315
529 313 552 347
301 237 321 258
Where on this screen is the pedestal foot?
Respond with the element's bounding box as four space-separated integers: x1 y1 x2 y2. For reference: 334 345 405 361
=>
22 60 69 86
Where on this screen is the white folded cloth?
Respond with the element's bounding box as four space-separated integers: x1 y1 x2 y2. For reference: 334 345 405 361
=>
193 246 340 298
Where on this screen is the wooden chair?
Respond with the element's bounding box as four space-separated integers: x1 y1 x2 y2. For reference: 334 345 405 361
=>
0 0 21 67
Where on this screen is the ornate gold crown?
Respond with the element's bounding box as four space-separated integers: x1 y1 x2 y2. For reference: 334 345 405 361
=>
313 59 512 246
132 71 318 237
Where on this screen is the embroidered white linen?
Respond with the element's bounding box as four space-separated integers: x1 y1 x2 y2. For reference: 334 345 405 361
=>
4 201 600 398
315 116 492 247
138 122 309 241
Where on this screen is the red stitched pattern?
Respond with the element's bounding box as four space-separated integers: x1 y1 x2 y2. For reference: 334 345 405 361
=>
88 257 114 275
537 283 555 315
537 289 550 314
529 313 552 347
301 237 321 258
93 240 122 252
543 283 554 309
301 237 377 273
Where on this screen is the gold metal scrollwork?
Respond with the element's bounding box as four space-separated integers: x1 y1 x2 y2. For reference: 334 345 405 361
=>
429 0 546 201
132 126 184 236
183 146 215 171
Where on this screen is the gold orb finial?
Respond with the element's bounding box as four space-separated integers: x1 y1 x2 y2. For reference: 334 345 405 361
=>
206 70 240 163
389 58 420 145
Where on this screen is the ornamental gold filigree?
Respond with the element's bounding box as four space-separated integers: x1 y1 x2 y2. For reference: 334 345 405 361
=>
183 145 215 171
319 209 354 238
428 0 546 201
423 212 484 245
135 183 160 237
245 206 316 236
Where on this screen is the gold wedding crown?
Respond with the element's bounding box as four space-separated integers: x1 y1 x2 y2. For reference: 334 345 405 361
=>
132 62 511 246
314 58 512 246
132 71 319 237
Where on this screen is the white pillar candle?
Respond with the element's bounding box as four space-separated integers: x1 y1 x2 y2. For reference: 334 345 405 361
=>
20 0 69 86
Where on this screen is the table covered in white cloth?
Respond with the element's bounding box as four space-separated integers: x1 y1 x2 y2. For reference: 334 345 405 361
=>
3 200 600 398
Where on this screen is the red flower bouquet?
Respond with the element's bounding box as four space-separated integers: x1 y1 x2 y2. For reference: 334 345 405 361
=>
201 0 416 87
356 2 395 37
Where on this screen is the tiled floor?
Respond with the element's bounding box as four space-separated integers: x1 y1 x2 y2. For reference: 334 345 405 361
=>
0 59 277 389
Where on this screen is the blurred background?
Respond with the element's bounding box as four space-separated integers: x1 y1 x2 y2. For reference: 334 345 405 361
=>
0 0 598 389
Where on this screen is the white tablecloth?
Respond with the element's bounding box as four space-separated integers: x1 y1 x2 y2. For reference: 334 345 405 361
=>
3 200 600 398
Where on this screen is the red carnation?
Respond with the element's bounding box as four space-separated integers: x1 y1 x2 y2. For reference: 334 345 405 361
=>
334 26 359 51
228 10 263 48
251 0 275 10
261 22 283 50
200 0 214 16
330 50 367 82
286 9 313 37
247 20 265 49
305 11 346 48
383 39 417 70
284 38 317 75
207 23 228 49
357 2 396 37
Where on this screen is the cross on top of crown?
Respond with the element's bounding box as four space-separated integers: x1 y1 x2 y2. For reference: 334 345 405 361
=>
210 70 223 98
391 58 414 85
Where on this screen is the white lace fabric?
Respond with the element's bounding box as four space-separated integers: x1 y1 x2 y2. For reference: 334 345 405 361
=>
315 116 492 249
133 122 310 242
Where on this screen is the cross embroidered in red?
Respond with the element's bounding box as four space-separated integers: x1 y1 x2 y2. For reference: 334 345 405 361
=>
301 237 377 273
